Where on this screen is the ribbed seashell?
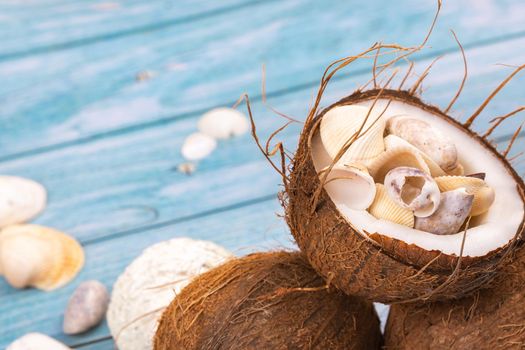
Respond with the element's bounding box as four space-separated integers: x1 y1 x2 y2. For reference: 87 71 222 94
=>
368 184 414 227
320 105 386 166
63 280 109 335
368 146 430 183
0 225 84 291
447 163 465 176
384 167 441 217
320 163 376 210
415 188 474 235
197 107 249 139
0 176 47 228
386 116 458 172
6 333 71 350
384 135 446 176
435 176 495 216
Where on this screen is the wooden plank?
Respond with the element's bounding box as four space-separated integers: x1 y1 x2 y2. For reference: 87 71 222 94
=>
0 37 523 250
0 198 292 348
0 0 258 58
1 0 525 159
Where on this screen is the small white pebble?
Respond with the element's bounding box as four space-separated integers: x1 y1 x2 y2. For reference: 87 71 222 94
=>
7 333 71 350
181 132 217 161
177 162 196 175
198 107 249 139
63 280 109 335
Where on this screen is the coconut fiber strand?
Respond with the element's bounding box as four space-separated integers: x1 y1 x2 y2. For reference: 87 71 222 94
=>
154 251 382 350
385 243 525 349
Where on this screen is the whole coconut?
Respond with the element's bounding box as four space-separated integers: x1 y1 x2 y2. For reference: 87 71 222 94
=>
154 251 382 350
385 244 525 349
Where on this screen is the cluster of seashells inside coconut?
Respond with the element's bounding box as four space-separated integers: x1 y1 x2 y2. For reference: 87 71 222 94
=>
317 105 495 236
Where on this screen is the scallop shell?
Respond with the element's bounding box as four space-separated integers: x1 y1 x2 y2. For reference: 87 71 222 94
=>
320 105 386 166
384 167 441 217
368 146 430 183
384 135 446 177
0 225 84 291
386 115 458 172
0 176 47 228
435 176 495 216
198 107 249 139
415 188 474 235
319 164 376 210
6 333 71 350
181 132 217 161
368 184 414 227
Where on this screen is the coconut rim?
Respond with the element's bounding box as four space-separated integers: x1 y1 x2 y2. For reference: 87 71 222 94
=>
303 88 525 269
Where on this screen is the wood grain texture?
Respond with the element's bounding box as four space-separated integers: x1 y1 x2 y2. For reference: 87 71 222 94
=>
1 0 525 159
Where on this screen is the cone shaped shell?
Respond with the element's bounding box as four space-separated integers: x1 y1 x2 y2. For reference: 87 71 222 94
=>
0 225 84 291
384 135 446 177
369 184 414 227
320 164 376 210
386 115 458 171
0 176 47 228
435 176 495 216
320 105 386 166
368 146 430 183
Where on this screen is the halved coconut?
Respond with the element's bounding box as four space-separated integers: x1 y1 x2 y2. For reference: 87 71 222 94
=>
286 89 525 303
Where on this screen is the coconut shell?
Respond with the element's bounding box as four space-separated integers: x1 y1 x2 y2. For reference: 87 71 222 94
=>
285 89 525 303
384 243 525 349
154 251 382 350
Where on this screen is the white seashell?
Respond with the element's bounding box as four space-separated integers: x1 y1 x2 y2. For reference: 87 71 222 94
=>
107 237 232 350
198 107 250 139
6 333 70 350
63 280 109 335
181 132 217 161
415 188 474 235
0 225 84 291
447 163 465 176
320 105 386 166
368 146 430 183
435 176 495 216
0 176 47 228
369 184 414 227
384 135 446 177
177 162 196 175
386 116 458 172
384 167 441 217
319 164 376 210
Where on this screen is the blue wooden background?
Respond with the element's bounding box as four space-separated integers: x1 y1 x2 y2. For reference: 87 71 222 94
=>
1 0 524 348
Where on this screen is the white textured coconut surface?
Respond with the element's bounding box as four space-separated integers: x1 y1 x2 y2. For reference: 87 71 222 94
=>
312 98 524 257
0 176 47 228
106 237 232 350
6 333 70 350
197 107 249 139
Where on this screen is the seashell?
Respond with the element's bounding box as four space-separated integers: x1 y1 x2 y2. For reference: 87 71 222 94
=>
107 237 232 350
63 280 109 335
447 163 464 176
177 162 196 175
415 188 474 235
181 132 217 161
368 146 430 183
320 105 386 166
386 116 458 172
198 107 250 139
0 225 84 291
6 333 71 350
435 176 495 216
384 135 446 176
369 184 414 227
467 172 486 180
384 167 441 217
0 176 47 228
319 164 376 210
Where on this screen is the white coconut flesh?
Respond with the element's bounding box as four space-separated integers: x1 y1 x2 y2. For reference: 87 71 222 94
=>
311 98 524 257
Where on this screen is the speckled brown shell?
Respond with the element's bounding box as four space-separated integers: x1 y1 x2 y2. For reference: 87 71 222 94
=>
384 241 525 349
154 251 382 350
285 89 525 303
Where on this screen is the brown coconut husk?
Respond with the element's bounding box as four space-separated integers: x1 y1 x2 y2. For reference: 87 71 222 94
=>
154 251 382 350
284 88 525 304
384 241 525 349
